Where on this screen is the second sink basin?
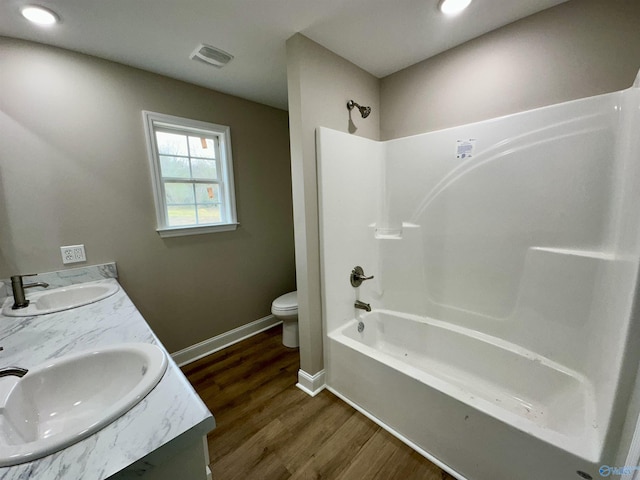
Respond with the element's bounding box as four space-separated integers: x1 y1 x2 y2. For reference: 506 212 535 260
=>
2 280 119 317
0 343 168 466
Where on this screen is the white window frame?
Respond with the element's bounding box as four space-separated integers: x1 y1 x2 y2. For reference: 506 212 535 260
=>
142 111 238 237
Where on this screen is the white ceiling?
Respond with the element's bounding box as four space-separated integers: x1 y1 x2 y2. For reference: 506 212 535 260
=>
0 0 568 110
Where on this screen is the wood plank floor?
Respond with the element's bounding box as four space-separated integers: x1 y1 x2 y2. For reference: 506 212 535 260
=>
182 326 455 480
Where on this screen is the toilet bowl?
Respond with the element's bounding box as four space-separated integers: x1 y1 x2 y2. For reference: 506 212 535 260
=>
271 291 298 348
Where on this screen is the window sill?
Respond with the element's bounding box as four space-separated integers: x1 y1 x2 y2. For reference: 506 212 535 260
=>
156 223 239 238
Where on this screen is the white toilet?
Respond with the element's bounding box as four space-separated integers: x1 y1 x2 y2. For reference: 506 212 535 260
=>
271 291 298 348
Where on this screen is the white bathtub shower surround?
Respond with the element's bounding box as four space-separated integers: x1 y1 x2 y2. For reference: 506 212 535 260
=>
317 75 640 480
0 269 214 479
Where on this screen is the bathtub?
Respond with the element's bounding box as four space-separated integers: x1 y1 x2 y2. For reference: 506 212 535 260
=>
325 310 603 480
317 86 640 479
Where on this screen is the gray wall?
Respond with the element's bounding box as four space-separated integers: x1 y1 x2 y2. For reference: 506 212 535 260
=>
380 0 640 140
286 33 379 374
0 37 295 353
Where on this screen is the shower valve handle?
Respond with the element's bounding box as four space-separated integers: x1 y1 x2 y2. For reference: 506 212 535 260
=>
351 266 374 287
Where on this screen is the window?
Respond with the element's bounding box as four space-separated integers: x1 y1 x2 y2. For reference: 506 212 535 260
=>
142 111 238 237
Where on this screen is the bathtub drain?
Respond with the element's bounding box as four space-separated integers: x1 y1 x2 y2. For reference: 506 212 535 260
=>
357 321 364 333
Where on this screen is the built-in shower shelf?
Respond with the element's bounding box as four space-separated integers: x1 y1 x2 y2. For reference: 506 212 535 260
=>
531 247 616 261
371 222 420 240
375 230 403 239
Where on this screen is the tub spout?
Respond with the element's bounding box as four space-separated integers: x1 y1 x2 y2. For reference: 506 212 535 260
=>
355 300 371 312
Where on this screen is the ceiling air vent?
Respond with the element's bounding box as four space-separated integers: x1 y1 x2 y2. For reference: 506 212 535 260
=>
190 44 234 68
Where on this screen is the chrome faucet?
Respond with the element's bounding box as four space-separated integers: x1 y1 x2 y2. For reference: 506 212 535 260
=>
355 300 371 312
10 274 49 310
0 367 28 378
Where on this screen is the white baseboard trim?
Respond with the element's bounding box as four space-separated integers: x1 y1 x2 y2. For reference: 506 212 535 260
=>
326 386 466 480
296 369 326 397
172 315 282 367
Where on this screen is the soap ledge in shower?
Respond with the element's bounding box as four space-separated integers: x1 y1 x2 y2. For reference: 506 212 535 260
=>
371 222 420 240
531 247 616 261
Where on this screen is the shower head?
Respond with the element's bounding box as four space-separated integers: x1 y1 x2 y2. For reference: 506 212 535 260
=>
347 100 372 119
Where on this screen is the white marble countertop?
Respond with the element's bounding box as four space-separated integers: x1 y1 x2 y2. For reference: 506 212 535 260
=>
0 277 215 479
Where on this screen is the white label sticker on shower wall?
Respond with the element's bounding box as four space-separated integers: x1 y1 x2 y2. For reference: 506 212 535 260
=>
456 139 476 159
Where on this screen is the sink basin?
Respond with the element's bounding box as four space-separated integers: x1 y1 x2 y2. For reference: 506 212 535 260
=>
2 280 119 317
0 343 167 466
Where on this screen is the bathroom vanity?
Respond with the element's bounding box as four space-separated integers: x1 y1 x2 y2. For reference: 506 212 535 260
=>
0 264 215 480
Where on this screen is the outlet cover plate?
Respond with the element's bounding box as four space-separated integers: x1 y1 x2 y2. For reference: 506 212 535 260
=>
60 245 86 264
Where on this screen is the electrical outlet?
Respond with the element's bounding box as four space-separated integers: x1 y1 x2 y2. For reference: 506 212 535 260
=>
60 244 86 264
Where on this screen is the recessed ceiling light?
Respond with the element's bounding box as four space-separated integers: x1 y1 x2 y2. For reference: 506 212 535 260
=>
439 0 472 15
21 5 59 26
